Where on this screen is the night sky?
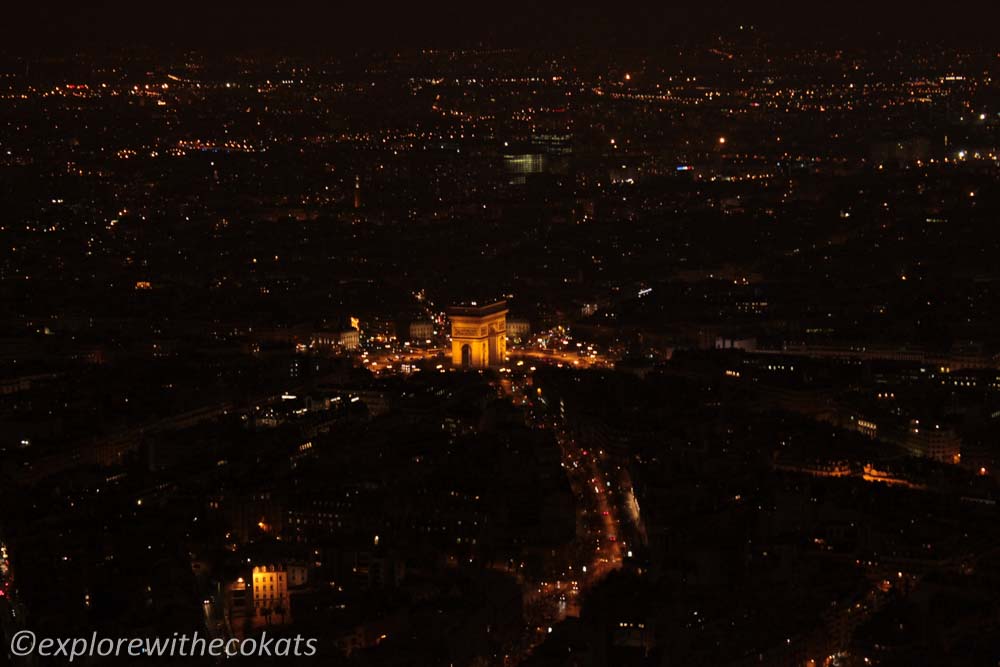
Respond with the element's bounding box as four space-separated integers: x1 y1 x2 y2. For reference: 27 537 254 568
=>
7 1 1000 52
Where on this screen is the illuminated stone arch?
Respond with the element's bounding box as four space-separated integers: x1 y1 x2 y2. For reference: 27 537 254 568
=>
449 300 508 369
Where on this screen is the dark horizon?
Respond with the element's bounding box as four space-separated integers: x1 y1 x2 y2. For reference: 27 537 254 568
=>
6 1 1000 53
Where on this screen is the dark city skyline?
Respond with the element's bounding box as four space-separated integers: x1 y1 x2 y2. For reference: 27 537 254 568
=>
2 4 1000 666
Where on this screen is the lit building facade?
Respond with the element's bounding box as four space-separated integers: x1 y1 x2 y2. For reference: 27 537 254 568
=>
506 318 531 343
408 320 435 341
449 301 508 368
251 565 289 619
311 328 359 351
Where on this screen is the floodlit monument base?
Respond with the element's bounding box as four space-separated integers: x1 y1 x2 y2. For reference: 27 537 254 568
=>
449 300 508 369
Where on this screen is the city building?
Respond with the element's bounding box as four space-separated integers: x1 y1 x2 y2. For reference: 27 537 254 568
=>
903 420 961 463
251 565 290 621
506 318 531 343
312 327 360 351
408 320 435 341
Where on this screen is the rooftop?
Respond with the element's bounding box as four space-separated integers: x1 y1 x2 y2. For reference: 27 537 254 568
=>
448 300 508 317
